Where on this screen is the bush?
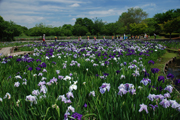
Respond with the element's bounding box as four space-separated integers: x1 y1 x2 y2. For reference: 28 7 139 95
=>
86 32 91 36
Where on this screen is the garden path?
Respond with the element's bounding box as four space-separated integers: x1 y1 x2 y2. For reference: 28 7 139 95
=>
0 47 12 56
0 47 34 57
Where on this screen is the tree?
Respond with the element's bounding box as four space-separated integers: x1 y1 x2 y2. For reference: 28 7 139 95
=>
142 18 157 35
73 24 88 36
129 22 148 36
118 7 148 34
61 24 73 36
0 16 6 41
83 18 94 33
154 9 180 24
159 18 177 40
53 27 61 36
93 18 105 38
75 18 84 26
74 17 94 34
174 16 180 33
153 9 180 34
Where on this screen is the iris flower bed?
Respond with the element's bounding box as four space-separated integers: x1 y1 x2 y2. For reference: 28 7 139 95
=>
0 40 179 119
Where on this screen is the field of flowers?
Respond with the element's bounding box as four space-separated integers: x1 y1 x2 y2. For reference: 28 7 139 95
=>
0 40 179 120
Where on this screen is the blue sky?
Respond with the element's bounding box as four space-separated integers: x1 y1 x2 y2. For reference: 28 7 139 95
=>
0 0 179 29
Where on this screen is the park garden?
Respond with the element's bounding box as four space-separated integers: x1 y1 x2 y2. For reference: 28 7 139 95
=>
0 39 180 119
0 7 180 120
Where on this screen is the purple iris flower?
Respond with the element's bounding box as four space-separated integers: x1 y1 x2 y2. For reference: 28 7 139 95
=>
38 64 43 68
16 58 22 62
116 70 120 74
95 74 99 77
159 99 170 108
8 76 11 79
140 78 151 86
50 77 57 83
28 67 33 71
103 73 109 77
158 76 165 83
99 83 110 94
124 62 127 65
52 61 56 64
84 103 87 108
175 79 180 85
149 104 158 110
71 112 83 120
104 56 107 59
130 89 136 95
118 88 128 96
148 60 154 65
154 94 164 100
42 63 46 68
144 71 149 77
58 75 64 80
105 61 109 65
164 85 173 93
164 93 171 98
36 67 41 71
36 59 41 62
151 68 159 74
139 103 148 113
69 73 73 76
8 56 13 59
167 73 174 79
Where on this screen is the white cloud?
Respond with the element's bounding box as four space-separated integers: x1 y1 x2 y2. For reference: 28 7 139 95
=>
88 9 125 18
142 3 156 8
72 18 76 21
89 9 114 15
70 3 80 7
2 15 44 24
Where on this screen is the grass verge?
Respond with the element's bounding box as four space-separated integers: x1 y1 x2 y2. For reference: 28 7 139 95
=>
151 50 180 102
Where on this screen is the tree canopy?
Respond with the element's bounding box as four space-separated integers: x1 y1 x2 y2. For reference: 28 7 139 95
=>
118 7 148 33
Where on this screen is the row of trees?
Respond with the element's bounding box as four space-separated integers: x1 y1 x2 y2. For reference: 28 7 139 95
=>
0 8 180 41
0 16 28 41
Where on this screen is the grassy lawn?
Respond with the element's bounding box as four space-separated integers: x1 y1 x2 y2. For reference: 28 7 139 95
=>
151 50 179 75
0 42 34 48
151 50 180 102
14 47 34 52
149 35 169 39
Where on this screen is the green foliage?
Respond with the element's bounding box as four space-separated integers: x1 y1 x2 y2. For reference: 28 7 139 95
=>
93 18 105 38
154 9 180 24
153 9 180 34
103 22 125 36
73 24 88 36
158 17 178 39
74 17 94 33
86 32 91 36
118 7 148 33
142 18 157 35
0 16 30 41
129 22 148 35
